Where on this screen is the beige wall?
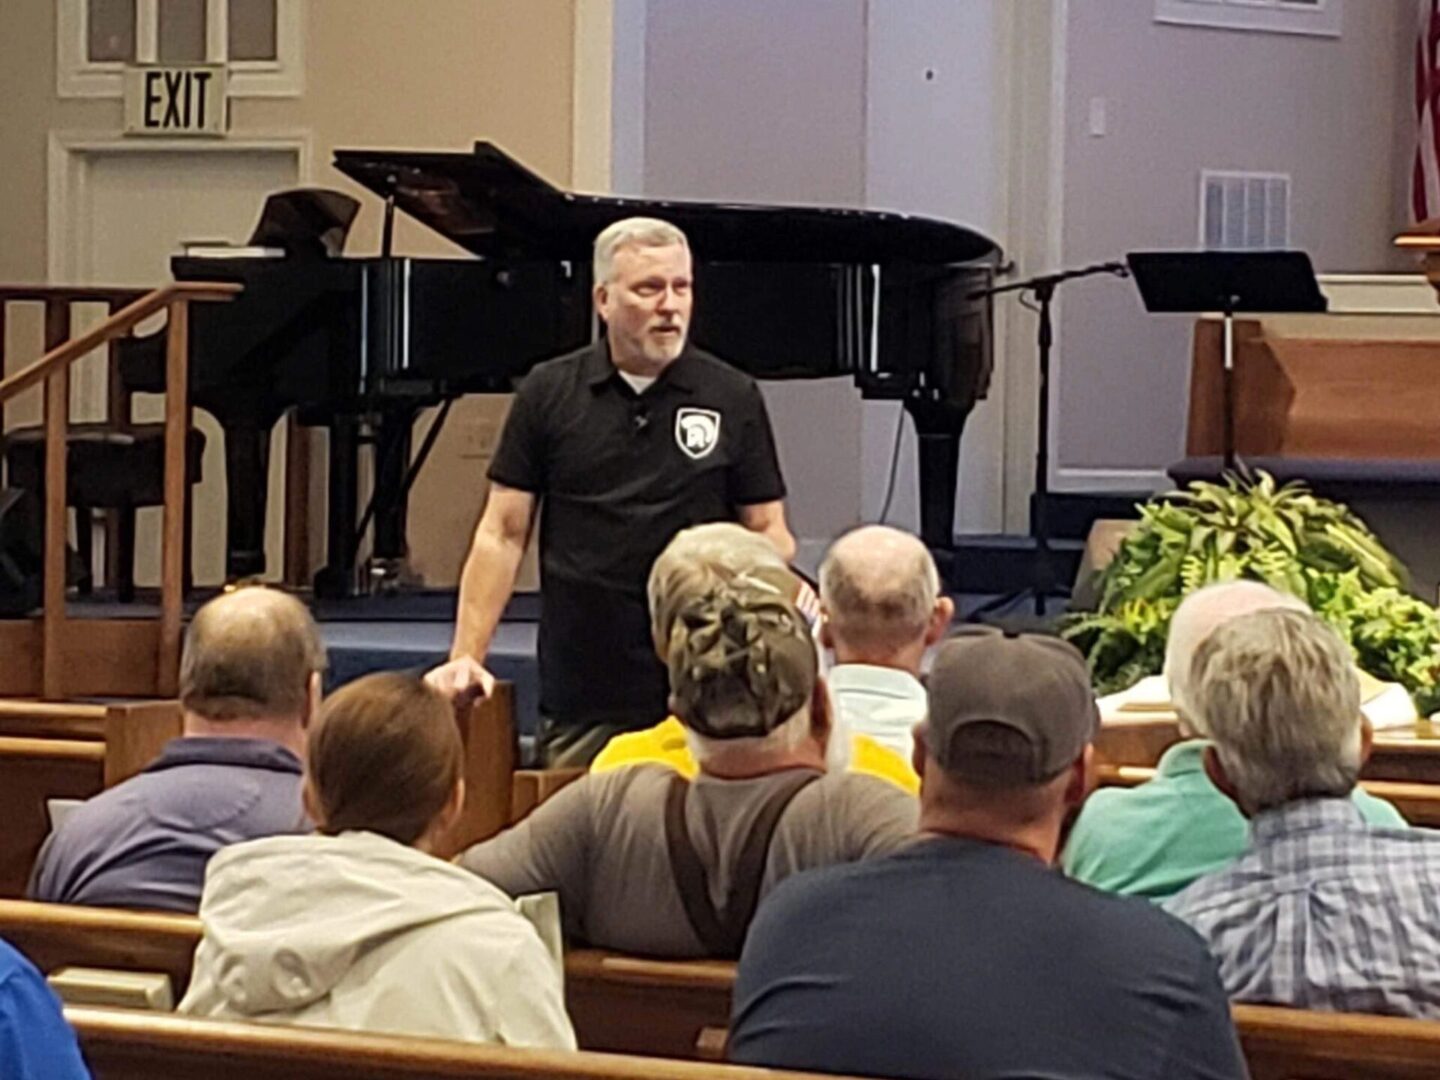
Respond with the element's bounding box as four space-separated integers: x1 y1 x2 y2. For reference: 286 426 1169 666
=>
0 0 576 587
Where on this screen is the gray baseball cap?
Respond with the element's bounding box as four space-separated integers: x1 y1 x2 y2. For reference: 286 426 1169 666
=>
923 626 1099 784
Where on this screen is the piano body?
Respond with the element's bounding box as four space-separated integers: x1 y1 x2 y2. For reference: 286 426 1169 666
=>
149 142 1002 594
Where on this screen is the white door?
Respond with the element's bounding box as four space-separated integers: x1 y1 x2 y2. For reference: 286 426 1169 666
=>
57 142 301 587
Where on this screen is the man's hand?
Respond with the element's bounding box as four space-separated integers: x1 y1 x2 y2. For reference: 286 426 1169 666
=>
425 655 497 709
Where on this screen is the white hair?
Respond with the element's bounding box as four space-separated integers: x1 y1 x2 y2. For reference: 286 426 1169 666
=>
1164 580 1307 734
593 217 689 285
1190 608 1363 813
819 525 940 657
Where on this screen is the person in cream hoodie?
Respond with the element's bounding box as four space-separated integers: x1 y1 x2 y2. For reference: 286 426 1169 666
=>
180 672 575 1049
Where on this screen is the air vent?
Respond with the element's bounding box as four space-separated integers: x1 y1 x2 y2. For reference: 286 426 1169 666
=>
1199 170 1290 250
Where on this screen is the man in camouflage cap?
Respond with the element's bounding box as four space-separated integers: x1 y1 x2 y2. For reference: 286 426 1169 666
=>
458 528 915 958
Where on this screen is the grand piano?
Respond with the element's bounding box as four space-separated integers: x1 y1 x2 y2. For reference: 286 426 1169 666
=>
142 142 1002 595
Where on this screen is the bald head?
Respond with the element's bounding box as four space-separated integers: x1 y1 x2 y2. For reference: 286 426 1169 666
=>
180 587 326 722
1165 580 1308 731
819 526 951 668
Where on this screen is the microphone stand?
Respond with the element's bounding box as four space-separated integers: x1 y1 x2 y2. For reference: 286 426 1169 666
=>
969 260 1131 619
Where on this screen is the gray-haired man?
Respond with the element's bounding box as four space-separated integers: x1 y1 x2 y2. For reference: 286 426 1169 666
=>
428 217 794 765
1165 608 1440 1018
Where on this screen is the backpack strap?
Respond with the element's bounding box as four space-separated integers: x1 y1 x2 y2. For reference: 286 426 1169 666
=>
664 768 822 958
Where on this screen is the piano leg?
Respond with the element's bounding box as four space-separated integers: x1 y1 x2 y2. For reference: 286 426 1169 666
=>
905 398 971 552
224 422 271 579
372 407 416 563
315 414 359 599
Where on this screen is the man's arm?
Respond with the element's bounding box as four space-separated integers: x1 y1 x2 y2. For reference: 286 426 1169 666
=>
738 499 796 562
426 483 536 701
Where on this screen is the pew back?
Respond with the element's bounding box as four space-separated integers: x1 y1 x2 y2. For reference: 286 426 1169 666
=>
67 1006 852 1080
1235 1003 1440 1080
0 737 104 896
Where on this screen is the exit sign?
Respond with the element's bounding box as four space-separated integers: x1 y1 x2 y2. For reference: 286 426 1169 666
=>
123 65 228 137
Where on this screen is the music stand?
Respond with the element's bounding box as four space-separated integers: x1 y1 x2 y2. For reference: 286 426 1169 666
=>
1127 251 1326 470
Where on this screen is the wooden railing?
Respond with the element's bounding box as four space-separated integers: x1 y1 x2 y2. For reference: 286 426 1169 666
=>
0 283 239 698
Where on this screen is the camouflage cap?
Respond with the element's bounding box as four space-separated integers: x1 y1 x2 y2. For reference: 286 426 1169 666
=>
665 566 817 739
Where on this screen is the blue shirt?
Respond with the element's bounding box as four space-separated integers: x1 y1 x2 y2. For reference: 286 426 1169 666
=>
1166 797 1440 1018
731 836 1247 1080
29 737 307 913
0 939 90 1079
1063 740 1407 900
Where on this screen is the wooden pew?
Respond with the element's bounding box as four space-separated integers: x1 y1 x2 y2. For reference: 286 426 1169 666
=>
14 899 1440 1077
67 1005 855 1080
1235 1003 1440 1080
1096 720 1440 787
510 767 586 824
0 737 104 897
1095 764 1440 828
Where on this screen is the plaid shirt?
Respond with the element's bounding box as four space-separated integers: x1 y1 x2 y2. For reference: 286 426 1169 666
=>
1165 797 1440 1018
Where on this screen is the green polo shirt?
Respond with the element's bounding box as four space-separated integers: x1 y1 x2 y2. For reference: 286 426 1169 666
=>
1062 739 1408 901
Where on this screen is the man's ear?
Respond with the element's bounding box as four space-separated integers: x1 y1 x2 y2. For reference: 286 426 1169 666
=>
810 676 833 744
1202 744 1247 815
1359 716 1374 768
926 597 956 645
593 282 611 320
818 610 835 650
442 777 467 832
1062 745 1095 808
302 672 322 729
911 723 929 783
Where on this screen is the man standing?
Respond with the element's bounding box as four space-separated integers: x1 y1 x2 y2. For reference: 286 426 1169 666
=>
729 627 1247 1080
428 218 793 765
817 524 954 761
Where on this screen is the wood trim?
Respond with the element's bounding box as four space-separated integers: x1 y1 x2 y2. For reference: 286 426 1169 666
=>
157 300 190 697
0 284 238 408
42 311 70 701
0 286 148 304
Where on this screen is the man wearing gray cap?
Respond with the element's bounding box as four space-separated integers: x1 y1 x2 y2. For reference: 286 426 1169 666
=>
729 627 1247 1080
457 557 915 959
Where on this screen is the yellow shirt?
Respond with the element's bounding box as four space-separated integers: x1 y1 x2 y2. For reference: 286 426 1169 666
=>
591 716 920 795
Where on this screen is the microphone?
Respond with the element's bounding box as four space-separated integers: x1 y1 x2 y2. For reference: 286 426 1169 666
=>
632 405 650 433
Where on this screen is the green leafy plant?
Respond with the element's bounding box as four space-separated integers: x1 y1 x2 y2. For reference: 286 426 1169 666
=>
1062 472 1440 713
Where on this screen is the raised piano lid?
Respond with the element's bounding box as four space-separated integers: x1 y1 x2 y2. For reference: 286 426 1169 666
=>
332 141 1001 266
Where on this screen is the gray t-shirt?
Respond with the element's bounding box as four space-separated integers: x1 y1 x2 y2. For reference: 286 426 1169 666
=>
459 765 917 958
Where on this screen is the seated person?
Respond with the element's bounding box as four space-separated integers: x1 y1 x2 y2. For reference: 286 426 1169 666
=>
1165 608 1440 1017
1063 580 1405 900
180 672 574 1048
592 522 918 793
0 938 90 1079
728 627 1246 1080
460 556 917 958
816 524 953 762
29 587 319 911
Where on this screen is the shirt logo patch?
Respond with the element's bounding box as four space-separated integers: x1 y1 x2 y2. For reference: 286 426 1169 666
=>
675 407 722 460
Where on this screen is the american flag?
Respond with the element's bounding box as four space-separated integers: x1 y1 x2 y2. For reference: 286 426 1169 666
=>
1414 0 1440 221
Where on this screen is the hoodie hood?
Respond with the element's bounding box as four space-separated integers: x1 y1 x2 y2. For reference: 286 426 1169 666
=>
194 831 517 1016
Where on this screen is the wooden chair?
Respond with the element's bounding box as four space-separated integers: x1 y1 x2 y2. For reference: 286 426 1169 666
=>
67 1005 856 1080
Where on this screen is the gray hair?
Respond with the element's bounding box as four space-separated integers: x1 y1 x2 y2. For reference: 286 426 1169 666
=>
180 587 326 721
687 708 813 769
648 522 786 647
1165 580 1307 734
819 525 939 656
1189 608 1363 813
593 217 689 285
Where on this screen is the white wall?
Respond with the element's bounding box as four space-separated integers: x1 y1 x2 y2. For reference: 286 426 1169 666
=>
1056 0 1414 487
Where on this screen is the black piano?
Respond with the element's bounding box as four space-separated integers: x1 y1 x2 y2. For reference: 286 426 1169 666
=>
137 142 1001 595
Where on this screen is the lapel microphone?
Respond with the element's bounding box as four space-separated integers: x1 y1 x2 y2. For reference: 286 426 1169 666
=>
632 405 650 433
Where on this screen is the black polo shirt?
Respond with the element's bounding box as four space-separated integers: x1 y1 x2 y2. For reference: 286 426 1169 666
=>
488 340 786 728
